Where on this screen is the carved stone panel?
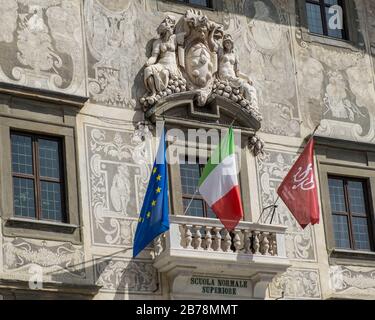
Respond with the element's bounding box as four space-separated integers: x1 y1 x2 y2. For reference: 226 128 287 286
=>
269 267 321 299
2 237 85 279
94 256 160 294
330 265 375 297
84 123 153 247
257 149 316 261
0 0 85 95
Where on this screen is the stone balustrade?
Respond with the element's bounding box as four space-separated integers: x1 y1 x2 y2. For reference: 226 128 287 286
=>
152 215 290 299
154 215 285 258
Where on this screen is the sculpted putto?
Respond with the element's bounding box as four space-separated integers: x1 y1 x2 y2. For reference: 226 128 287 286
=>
140 10 260 120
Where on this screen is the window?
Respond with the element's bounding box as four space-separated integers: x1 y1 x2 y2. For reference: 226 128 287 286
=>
180 162 216 218
305 0 347 39
328 176 373 251
0 83 85 243
11 132 66 222
174 0 212 8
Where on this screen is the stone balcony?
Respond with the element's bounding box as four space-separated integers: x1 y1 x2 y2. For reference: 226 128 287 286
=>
153 215 291 299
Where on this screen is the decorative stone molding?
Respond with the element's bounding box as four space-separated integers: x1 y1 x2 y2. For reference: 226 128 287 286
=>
140 9 261 126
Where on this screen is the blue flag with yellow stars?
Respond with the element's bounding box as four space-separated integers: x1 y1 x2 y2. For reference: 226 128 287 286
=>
133 128 169 258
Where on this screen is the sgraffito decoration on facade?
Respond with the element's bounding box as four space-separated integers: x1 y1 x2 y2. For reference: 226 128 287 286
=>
0 0 85 95
295 0 375 142
84 123 153 247
94 257 159 294
269 267 321 299
330 266 375 296
222 0 300 137
85 0 143 108
3 237 85 278
257 150 316 261
140 9 261 122
367 1 375 57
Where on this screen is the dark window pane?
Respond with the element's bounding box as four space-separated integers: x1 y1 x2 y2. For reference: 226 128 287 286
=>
41 181 63 221
332 214 351 249
328 178 346 212
13 177 35 218
38 138 61 179
325 0 338 5
348 181 366 215
352 217 371 251
325 6 344 39
180 163 200 195
183 198 204 217
11 134 33 175
306 3 324 35
188 0 209 6
206 206 216 219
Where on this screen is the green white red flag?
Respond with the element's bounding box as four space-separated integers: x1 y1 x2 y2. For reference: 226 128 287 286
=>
198 127 243 230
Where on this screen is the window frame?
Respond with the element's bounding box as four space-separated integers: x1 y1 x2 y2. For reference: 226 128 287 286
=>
315 136 375 265
171 0 213 9
11 131 67 223
0 83 85 244
297 0 363 50
305 0 348 40
328 175 374 251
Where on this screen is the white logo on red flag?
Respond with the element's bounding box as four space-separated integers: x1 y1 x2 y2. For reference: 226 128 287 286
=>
292 163 315 191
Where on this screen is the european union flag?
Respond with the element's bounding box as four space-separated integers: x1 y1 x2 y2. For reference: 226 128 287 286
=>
133 129 169 258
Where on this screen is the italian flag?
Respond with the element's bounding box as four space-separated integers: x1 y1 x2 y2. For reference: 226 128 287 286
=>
198 127 244 230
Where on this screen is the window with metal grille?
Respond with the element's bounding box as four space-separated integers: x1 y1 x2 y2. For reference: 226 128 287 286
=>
328 176 373 251
305 0 347 39
11 132 66 222
174 0 212 8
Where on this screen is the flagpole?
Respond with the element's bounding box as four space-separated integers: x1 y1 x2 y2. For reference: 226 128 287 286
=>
183 188 199 215
257 197 279 224
269 196 280 224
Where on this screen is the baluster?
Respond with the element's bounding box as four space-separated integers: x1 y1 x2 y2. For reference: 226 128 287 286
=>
252 230 260 254
179 225 186 247
244 230 251 254
193 225 202 249
204 227 213 251
185 225 193 249
222 229 232 252
154 236 163 256
213 227 222 252
272 233 278 256
233 230 241 252
261 232 270 255
268 232 275 255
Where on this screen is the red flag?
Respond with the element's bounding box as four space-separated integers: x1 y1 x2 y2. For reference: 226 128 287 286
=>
277 138 320 229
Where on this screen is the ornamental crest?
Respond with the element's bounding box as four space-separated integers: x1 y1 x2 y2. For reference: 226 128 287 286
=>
140 9 260 121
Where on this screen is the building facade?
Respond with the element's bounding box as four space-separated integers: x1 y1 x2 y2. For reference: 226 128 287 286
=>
0 0 374 300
